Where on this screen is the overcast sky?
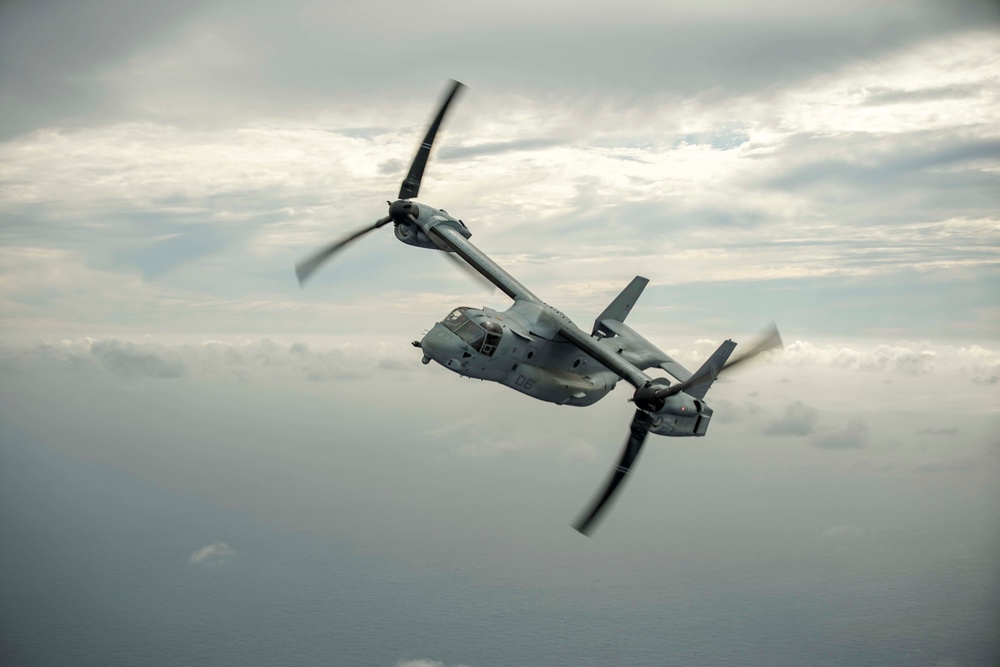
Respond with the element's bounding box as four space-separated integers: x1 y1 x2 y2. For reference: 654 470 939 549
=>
1 1 999 665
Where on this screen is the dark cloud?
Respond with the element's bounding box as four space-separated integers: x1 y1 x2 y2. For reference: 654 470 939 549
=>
0 0 208 137
225 339 368 382
763 400 819 436
813 418 868 449
1 0 996 137
765 135 1000 192
90 339 186 379
973 370 998 385
708 398 753 424
862 83 985 105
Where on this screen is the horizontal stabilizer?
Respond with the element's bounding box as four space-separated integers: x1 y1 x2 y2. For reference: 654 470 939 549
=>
685 340 737 400
593 276 648 336
595 319 693 380
659 359 693 384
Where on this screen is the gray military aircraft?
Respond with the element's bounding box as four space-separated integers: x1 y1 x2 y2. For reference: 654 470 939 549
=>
296 80 783 535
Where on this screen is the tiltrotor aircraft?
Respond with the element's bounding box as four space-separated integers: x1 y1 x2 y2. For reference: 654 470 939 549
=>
296 81 782 535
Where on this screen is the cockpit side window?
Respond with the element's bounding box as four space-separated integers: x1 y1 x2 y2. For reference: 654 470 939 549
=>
441 308 504 356
454 319 486 349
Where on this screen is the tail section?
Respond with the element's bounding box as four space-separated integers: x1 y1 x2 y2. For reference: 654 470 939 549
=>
685 340 737 400
590 278 743 400
591 276 696 380
593 276 648 336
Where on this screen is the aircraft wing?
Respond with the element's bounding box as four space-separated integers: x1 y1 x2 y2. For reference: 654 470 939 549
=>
431 222 651 389
595 319 694 382
557 324 651 389
430 224 541 303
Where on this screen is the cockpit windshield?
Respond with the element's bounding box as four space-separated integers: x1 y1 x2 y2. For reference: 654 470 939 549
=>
441 308 503 356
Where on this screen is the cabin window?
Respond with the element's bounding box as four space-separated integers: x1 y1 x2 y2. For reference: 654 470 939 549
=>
441 307 504 357
481 333 501 356
480 320 503 357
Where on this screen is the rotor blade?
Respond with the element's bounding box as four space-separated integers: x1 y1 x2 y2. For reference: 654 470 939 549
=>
655 323 783 399
573 410 653 536
441 250 496 292
423 225 495 292
295 216 392 285
720 321 783 372
398 80 465 200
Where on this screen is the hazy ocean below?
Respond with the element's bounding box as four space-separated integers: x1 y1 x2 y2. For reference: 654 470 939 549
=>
2 414 998 666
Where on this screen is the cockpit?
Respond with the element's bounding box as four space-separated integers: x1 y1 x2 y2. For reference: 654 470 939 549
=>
441 308 503 356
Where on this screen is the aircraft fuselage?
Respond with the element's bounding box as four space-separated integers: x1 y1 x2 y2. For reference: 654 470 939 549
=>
419 301 619 407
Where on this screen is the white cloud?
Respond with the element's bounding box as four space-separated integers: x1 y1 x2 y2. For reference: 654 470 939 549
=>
189 541 234 565
768 341 1000 396
959 344 1000 385
3 337 998 400
776 30 1000 137
0 336 418 383
780 340 937 374
1 31 996 325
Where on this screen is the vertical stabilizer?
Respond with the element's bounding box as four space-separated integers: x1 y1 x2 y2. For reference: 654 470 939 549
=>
686 340 737 400
593 276 648 336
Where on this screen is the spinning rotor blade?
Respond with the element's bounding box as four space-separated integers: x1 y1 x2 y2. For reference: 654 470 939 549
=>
656 323 783 399
424 224 496 292
398 80 465 200
573 410 653 536
442 250 496 292
718 322 783 373
295 216 392 285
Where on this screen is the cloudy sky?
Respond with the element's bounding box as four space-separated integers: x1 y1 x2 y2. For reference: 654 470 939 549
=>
1 1 999 665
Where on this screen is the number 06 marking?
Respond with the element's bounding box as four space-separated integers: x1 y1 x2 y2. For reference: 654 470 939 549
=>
515 374 534 390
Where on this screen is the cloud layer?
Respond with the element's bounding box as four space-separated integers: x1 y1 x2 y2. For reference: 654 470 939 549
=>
4 336 998 386
0 6 997 344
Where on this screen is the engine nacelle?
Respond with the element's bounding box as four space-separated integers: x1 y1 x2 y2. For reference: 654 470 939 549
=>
390 199 473 250
393 221 440 249
633 379 704 417
649 397 713 438
657 392 703 417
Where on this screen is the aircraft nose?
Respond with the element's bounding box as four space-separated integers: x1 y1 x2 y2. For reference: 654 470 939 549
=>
420 324 467 369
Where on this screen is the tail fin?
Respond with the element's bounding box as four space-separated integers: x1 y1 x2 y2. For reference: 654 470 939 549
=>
593 276 648 336
685 340 737 400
